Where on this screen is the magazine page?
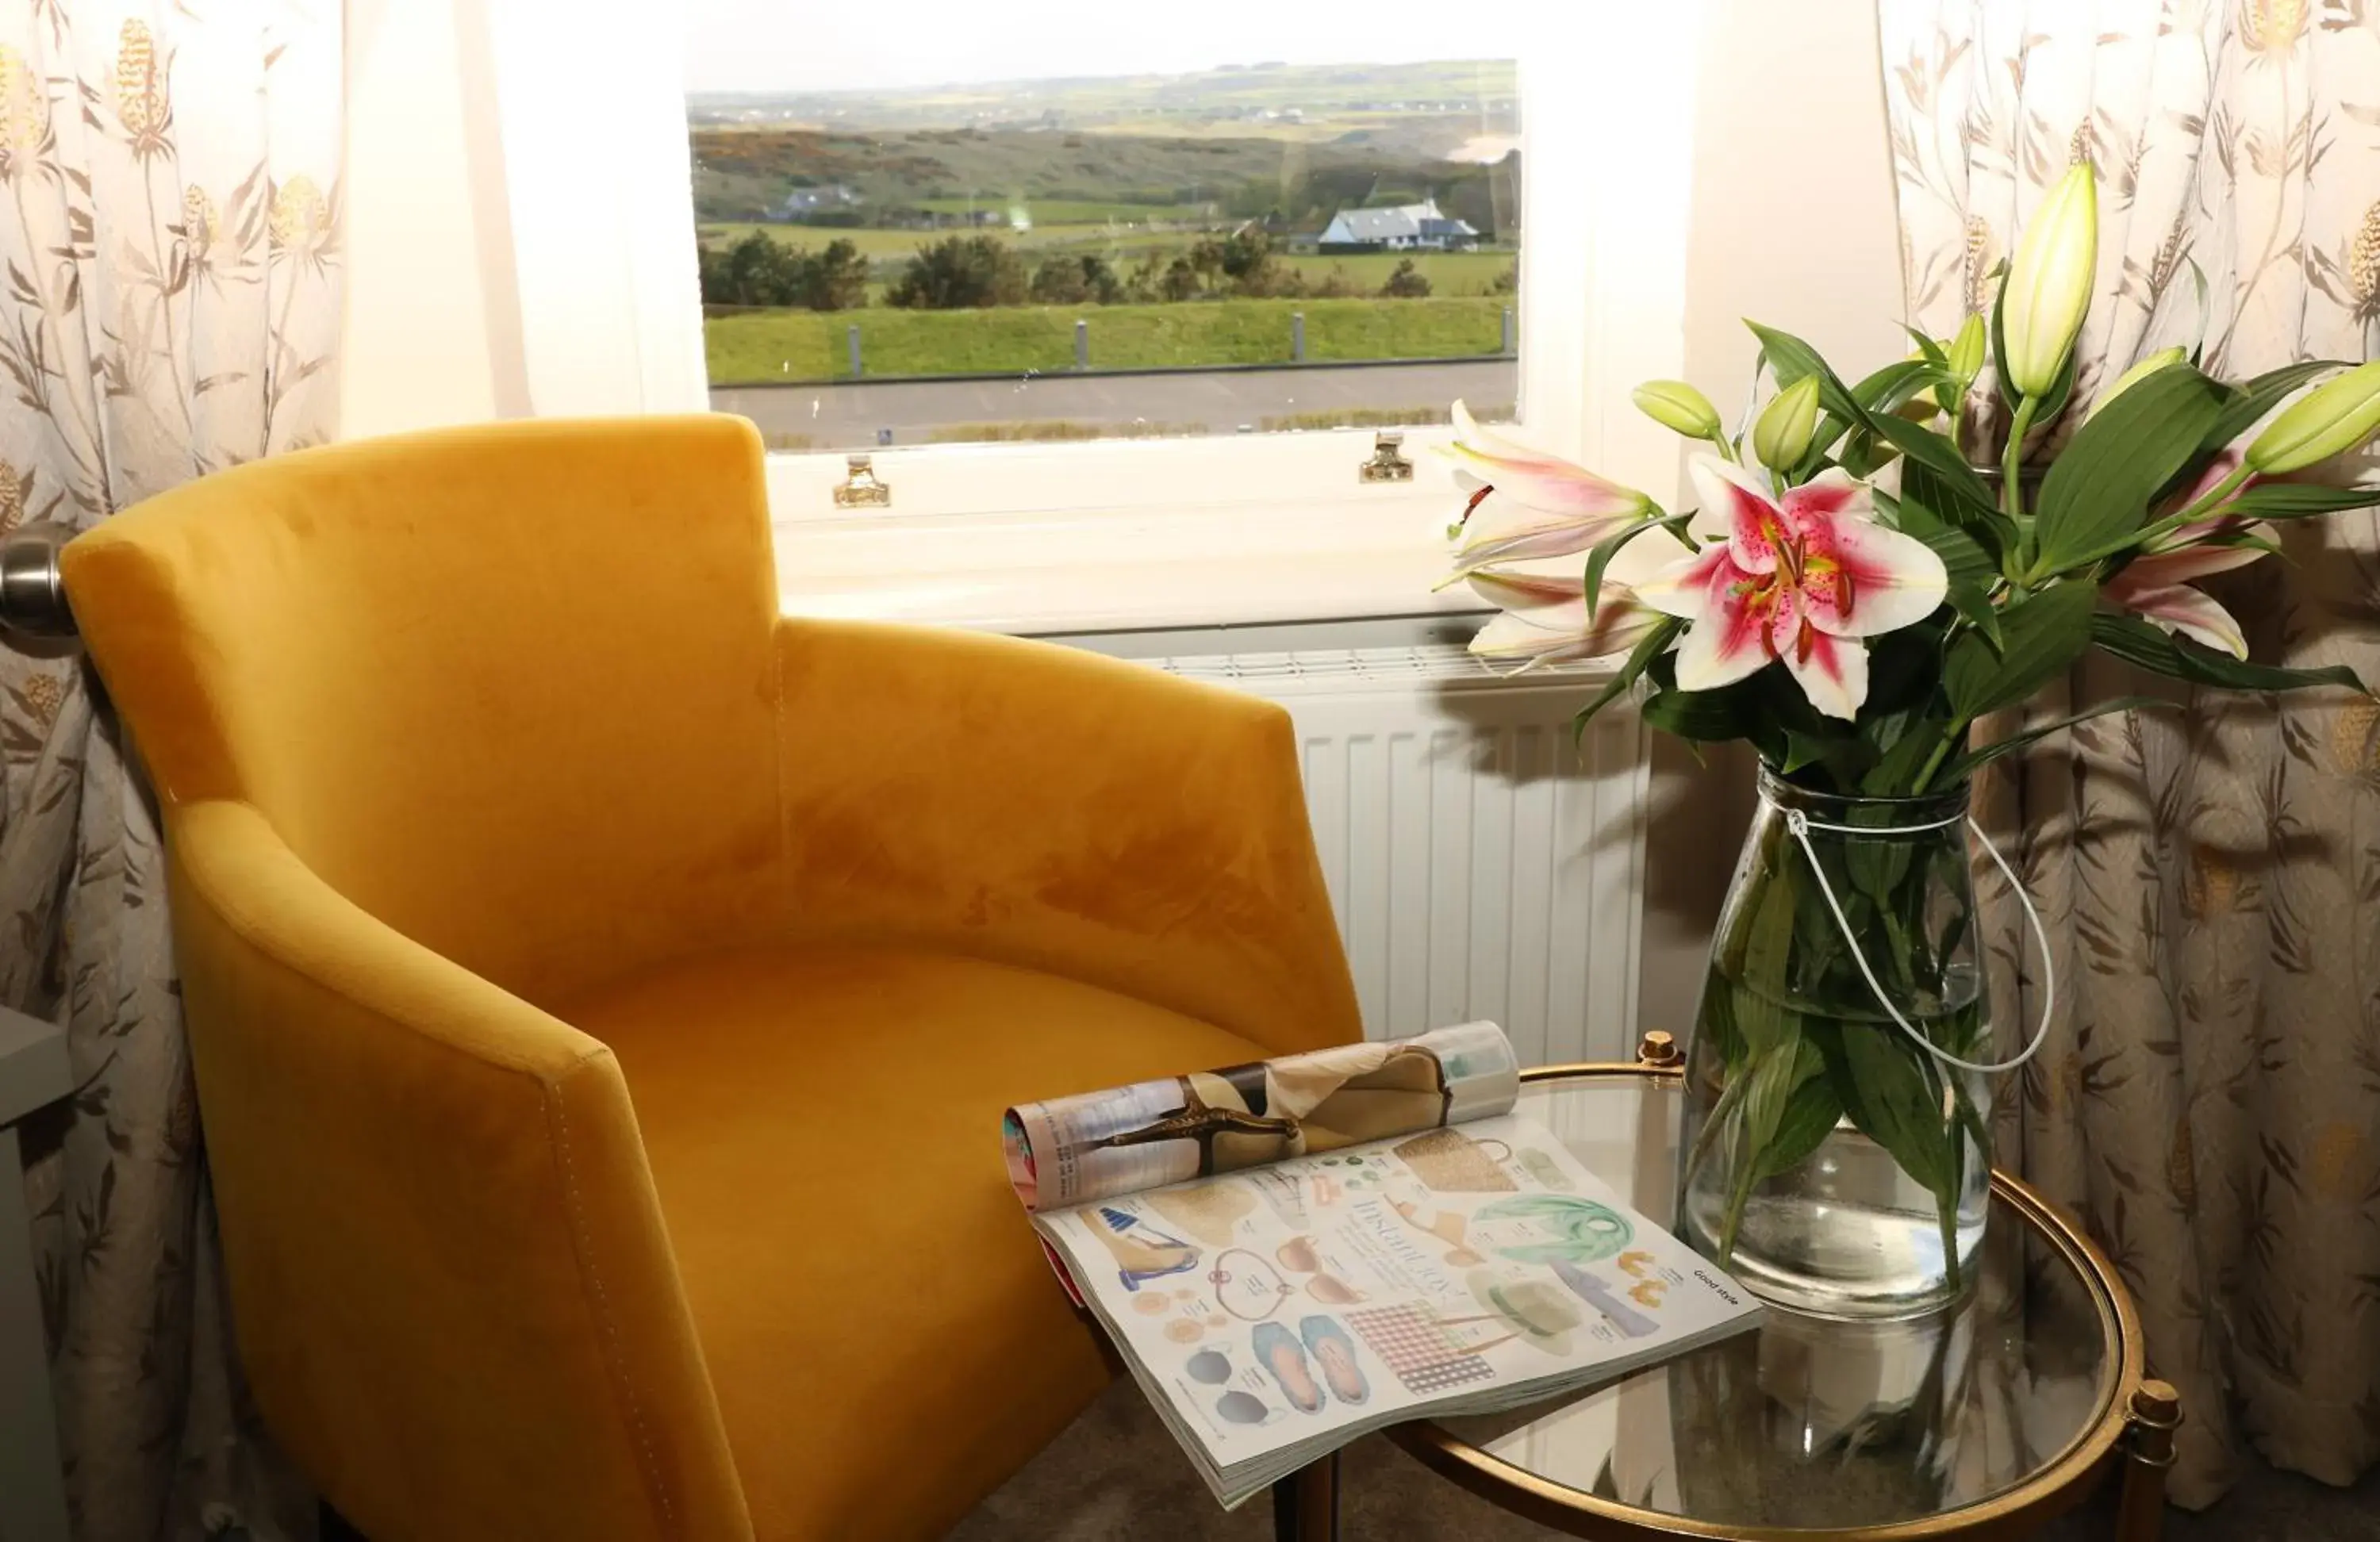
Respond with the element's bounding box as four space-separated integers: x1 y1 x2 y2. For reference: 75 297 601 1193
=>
1033 1110 1761 1503
1004 1021 1518 1214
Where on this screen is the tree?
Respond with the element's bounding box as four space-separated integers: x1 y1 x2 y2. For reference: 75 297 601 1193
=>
885 235 1030 309
1029 253 1123 305
697 231 870 311
1157 256 1202 302
1380 258 1432 298
804 239 869 311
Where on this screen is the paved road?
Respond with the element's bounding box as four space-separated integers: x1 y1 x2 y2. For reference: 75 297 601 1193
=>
710 359 1518 451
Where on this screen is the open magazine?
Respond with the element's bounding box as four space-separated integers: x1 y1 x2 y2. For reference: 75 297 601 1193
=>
1002 1022 1763 1507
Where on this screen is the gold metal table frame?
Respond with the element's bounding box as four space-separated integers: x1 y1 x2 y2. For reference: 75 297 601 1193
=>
1270 1038 2178 1542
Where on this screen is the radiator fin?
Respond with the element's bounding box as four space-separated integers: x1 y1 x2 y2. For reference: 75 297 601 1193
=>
1154 644 1647 1062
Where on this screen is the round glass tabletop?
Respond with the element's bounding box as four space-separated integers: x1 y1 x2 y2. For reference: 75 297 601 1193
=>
1398 1066 2138 1535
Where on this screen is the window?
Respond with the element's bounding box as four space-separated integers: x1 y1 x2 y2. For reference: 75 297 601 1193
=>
682 27 1522 456
478 4 1705 630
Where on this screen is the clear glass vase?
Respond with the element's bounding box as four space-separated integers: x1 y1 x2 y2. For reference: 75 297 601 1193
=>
1680 765 1991 1318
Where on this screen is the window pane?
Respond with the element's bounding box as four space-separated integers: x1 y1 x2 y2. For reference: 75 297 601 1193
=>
684 5 1519 451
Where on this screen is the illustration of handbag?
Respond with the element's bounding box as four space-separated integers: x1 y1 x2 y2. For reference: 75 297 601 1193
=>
1391 1128 1517 1192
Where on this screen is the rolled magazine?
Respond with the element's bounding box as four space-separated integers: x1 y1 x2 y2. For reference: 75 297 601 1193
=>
1002 1023 1761 1508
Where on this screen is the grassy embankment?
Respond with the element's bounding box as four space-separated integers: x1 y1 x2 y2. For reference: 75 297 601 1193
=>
704 295 1509 384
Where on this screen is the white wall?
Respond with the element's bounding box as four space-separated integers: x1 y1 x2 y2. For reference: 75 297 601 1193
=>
339 0 528 437
1637 0 1906 1036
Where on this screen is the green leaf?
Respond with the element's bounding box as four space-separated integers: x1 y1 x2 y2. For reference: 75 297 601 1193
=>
1862 718 1956 796
1583 512 1695 621
1571 616 1683 742
1747 320 1875 433
2221 481 2380 520
1898 515 2001 647
2090 612 2371 696
1795 359 1948 476
1944 580 2099 719
1835 1026 1954 1200
1871 416 2001 521
1741 1031 1809 1157
1936 695 2177 782
1902 326 1948 368
2202 359 2340 451
1642 680 1761 742
1755 1040 1840 1180
2029 365 2229 577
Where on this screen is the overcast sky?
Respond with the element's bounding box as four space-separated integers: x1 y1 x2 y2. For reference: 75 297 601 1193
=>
682 0 1522 94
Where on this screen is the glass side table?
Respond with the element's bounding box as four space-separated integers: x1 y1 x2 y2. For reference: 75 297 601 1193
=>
1272 1038 2176 1542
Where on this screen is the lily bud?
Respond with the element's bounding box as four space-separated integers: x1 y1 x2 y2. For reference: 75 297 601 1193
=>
1946 313 1986 383
2246 359 2380 474
2000 163 2098 398
1633 379 1722 440
2088 346 2186 420
1752 375 1821 472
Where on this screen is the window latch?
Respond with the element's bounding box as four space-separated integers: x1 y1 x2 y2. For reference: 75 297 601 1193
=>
1359 432 1414 484
833 455 892 509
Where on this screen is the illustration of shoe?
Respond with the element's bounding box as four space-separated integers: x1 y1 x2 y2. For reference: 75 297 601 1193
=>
1298 1316 1369 1406
1084 1205 1202 1293
1251 1321 1325 1414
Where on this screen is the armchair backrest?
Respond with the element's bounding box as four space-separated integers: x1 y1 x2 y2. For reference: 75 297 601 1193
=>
61 417 785 1539
64 416 788 1007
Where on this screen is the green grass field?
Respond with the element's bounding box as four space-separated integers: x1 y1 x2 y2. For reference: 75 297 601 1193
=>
910 198 1188 224
705 297 1510 384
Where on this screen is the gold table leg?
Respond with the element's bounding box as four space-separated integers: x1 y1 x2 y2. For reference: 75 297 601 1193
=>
1273 1451 1340 1542
2115 1379 2181 1542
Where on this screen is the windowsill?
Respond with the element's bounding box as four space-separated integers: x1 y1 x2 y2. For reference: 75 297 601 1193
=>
775 536 1489 635
769 485 1491 636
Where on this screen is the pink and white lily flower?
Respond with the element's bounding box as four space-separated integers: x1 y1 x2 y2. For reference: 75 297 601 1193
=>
1463 529 1685 669
2147 448 2259 551
1442 400 1652 577
2104 543 2262 658
1636 456 1948 720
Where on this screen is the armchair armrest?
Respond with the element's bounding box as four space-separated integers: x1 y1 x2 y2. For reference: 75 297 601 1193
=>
163 800 750 1542
771 617 1361 1056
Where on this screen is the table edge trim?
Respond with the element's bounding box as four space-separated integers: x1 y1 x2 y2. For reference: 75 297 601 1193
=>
1384 1060 2145 1540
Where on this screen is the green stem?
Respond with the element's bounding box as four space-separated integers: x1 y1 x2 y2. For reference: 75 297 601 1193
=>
1718 1130 1759 1268
2002 393 2040 573
2127 462 2256 550
1911 718 1968 796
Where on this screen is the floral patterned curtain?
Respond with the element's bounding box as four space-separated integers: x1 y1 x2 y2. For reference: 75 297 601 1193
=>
1879 0 2380 1509
1 2 338 1536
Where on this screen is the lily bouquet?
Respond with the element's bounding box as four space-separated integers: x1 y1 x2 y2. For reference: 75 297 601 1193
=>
1441 164 2380 1306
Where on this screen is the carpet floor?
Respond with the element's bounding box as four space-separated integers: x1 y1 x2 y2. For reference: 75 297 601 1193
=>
950 1379 2380 1542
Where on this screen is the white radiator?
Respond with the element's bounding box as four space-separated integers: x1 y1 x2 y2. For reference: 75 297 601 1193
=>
1156 645 1650 1065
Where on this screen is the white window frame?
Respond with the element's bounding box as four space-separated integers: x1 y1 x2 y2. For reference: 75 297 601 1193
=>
487 2 1706 634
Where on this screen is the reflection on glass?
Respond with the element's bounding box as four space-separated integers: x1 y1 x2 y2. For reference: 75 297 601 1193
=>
682 3 1520 449
1435 1081 2113 1530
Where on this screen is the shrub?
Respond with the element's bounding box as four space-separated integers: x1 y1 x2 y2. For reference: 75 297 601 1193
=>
886 235 1030 309
1380 258 1433 298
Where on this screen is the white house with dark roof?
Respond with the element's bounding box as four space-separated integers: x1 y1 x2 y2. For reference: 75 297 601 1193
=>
1317 198 1480 252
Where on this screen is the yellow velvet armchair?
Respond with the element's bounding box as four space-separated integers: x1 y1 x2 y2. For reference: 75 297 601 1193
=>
60 416 1362 1541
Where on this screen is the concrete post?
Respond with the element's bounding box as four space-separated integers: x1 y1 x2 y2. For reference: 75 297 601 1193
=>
1502 307 1515 355
847 324 862 379
1292 311 1306 363
1076 318 1089 371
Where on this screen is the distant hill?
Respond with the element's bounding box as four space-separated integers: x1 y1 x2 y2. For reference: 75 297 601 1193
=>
688 58 1517 142
689 59 1520 236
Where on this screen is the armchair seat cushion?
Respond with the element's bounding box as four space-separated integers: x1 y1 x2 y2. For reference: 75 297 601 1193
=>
564 943 1273 1542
